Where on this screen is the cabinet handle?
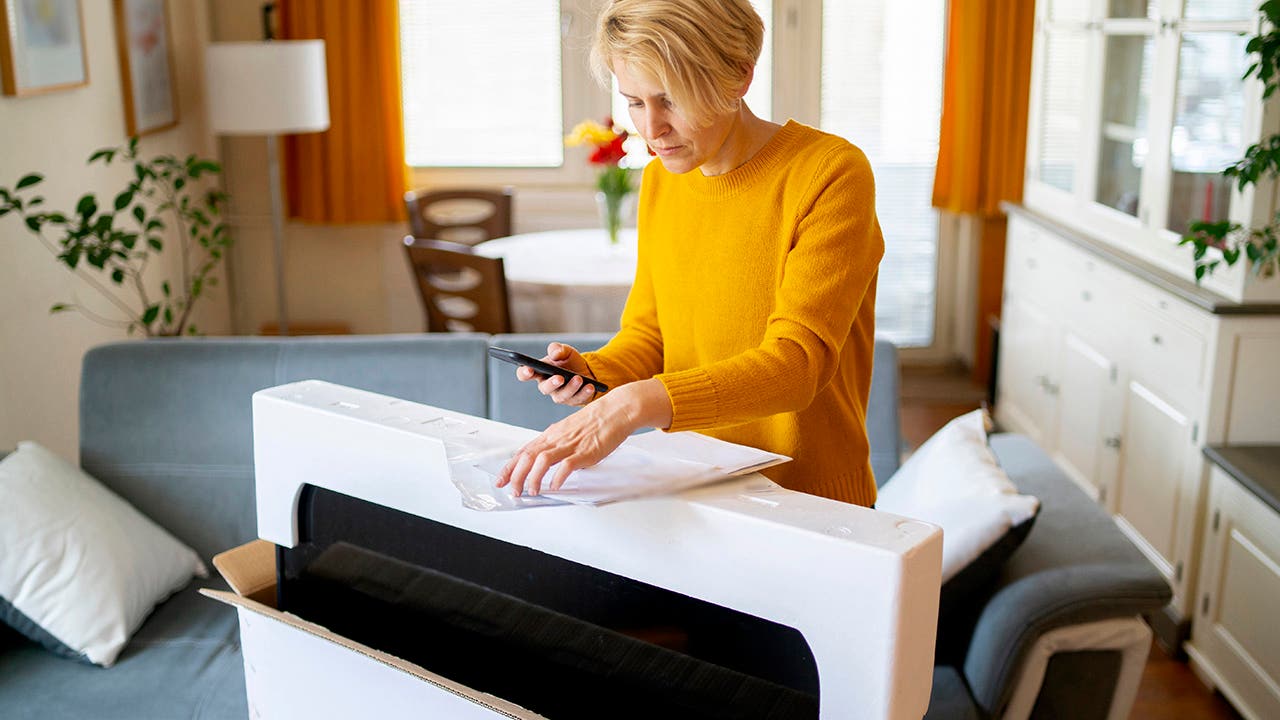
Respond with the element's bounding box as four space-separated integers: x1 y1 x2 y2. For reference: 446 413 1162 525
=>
1212 509 1220 533
1104 435 1122 450
1152 334 1163 345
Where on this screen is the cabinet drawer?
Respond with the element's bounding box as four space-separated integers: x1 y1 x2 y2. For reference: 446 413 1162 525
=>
1128 305 1206 410
1005 223 1062 301
1059 246 1128 353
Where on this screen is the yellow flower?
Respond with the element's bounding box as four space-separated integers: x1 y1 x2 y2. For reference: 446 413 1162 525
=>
565 119 618 147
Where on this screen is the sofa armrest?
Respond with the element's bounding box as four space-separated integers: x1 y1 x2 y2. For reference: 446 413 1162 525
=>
962 563 1170 716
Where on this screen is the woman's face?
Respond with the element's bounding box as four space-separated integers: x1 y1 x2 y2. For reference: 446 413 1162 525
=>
614 61 740 176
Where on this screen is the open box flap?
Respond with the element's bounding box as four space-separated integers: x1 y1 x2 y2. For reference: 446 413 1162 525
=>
199 585 546 719
212 539 276 606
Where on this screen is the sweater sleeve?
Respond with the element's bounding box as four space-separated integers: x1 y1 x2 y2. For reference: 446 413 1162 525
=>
658 145 885 431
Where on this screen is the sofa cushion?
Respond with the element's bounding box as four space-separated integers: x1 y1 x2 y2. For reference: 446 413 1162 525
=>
958 433 1171 716
877 410 1040 584
924 665 981 720
0 581 246 720
0 442 206 667
79 335 492 562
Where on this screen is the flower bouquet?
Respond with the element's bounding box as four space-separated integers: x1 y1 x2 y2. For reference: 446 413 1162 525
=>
566 117 635 245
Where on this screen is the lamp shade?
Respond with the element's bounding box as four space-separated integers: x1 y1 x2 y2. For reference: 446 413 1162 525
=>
205 41 330 135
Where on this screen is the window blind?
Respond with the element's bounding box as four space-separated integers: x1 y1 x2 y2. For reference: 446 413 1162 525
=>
399 0 563 167
821 0 944 348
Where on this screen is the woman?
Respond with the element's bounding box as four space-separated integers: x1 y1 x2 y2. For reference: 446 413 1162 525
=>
497 0 885 506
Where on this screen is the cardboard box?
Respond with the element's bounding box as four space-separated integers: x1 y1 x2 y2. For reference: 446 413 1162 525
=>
205 380 943 719
203 540 548 719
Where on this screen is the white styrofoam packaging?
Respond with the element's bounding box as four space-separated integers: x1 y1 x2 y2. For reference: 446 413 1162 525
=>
204 380 944 720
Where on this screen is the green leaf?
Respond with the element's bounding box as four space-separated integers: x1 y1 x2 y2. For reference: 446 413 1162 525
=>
50 303 71 313
133 205 145 224
1195 264 1207 282
28 197 43 207
64 247 81 269
111 268 125 284
148 237 163 251
142 304 160 325
88 148 116 165
174 177 185 191
114 189 134 211
0 207 10 219
146 218 164 231
163 306 173 325
162 281 171 297
24 216 42 232
76 194 98 217
15 173 42 190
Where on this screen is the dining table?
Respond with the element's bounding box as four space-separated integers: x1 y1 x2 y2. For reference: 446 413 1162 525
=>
474 228 639 334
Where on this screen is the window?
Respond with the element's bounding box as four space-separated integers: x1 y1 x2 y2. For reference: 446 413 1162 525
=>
399 0 948 349
821 0 945 348
399 1 563 167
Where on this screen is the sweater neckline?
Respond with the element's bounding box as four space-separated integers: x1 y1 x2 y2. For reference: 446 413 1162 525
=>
682 119 806 199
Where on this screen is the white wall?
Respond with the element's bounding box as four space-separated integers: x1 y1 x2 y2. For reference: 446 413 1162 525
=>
0 0 230 460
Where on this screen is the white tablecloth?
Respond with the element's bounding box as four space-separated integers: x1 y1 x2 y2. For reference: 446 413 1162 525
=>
475 229 638 334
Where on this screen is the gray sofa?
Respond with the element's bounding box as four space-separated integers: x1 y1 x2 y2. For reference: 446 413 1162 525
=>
0 333 1169 719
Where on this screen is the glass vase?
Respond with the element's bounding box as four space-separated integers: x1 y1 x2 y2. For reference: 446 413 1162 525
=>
595 190 635 246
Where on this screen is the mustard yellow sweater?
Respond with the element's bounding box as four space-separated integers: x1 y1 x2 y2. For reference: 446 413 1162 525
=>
583 120 885 506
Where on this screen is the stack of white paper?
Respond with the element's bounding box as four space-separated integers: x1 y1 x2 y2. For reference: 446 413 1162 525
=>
458 431 790 511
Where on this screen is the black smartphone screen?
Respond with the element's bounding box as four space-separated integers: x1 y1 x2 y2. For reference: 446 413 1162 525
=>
487 347 609 393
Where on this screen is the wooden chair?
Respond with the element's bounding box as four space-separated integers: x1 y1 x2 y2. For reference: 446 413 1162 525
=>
404 187 514 246
403 237 513 334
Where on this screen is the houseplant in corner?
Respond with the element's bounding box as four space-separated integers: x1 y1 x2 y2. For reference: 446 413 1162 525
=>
0 137 230 336
1182 1 1280 282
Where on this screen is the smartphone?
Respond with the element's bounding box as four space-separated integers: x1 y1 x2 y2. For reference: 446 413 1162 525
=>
487 346 609 394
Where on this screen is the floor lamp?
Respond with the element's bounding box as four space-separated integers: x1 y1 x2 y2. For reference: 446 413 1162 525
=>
205 40 329 336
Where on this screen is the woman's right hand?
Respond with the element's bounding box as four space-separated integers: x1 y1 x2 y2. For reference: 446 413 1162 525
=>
517 342 598 406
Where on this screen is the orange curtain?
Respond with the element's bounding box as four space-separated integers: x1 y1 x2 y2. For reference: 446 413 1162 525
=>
279 1 406 223
932 0 1035 216
931 1 1034 384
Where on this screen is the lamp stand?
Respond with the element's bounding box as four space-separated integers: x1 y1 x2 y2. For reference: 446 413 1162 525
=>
265 132 289 336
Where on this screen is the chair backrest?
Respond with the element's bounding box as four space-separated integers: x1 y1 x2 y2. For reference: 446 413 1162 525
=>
404 187 514 246
404 237 513 334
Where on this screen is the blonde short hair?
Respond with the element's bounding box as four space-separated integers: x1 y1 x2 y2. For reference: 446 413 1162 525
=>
591 0 765 128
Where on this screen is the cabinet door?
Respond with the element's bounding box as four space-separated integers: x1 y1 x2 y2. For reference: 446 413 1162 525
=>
1052 331 1121 508
996 296 1058 447
1114 380 1193 582
1189 468 1280 720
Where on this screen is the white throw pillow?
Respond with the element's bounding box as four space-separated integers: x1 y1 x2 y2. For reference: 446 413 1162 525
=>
876 410 1039 584
0 441 206 666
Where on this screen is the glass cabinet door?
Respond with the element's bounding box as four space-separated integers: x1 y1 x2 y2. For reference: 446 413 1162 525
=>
1095 35 1155 217
1164 32 1250 234
1182 0 1255 21
1038 32 1090 192
1106 0 1158 18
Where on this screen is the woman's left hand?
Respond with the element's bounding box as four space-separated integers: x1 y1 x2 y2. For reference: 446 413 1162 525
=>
496 378 673 497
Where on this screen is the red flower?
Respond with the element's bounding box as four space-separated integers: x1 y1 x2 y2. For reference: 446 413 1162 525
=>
589 134 628 165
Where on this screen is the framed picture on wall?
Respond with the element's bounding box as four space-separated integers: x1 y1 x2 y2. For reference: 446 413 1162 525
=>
0 0 89 96
113 0 177 136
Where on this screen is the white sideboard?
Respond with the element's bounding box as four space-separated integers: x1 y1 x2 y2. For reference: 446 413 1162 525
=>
998 206 1280 644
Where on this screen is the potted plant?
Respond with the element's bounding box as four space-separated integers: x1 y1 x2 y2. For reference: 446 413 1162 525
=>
1182 1 1280 282
0 137 231 336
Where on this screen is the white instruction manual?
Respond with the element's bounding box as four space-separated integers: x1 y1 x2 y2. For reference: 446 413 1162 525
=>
453 430 790 511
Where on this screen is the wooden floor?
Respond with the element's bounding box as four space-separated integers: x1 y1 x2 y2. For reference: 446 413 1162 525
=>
899 363 1242 720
